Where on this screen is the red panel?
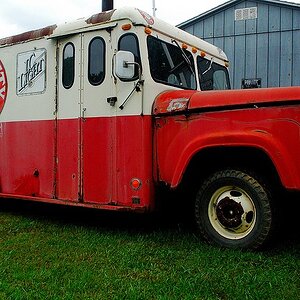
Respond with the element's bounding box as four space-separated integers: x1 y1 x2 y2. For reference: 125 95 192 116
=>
56 119 80 201
0 116 154 211
155 105 300 190
82 115 154 210
114 116 154 209
188 87 300 110
0 120 55 198
82 117 112 204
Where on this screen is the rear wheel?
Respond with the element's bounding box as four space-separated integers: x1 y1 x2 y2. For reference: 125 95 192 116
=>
195 170 273 249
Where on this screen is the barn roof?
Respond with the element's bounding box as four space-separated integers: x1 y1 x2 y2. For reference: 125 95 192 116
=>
178 0 300 28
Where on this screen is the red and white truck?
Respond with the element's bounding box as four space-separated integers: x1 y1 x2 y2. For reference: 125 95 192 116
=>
0 7 299 249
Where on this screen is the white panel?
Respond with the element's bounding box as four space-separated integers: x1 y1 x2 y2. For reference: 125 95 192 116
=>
57 35 82 120
0 38 56 122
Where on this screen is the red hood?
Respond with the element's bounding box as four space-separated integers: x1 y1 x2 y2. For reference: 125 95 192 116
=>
153 87 300 115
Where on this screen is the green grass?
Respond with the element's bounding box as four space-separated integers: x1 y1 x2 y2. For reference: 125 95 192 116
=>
0 199 299 300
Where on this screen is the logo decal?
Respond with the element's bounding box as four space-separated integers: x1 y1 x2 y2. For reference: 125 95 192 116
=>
0 60 8 114
137 9 154 25
167 98 189 113
16 49 46 96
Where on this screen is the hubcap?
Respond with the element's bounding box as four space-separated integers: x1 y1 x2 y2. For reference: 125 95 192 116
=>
208 187 256 239
216 196 244 228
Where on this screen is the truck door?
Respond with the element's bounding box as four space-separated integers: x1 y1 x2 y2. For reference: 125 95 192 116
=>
57 35 82 201
81 30 115 204
113 32 152 207
56 29 151 208
56 30 115 204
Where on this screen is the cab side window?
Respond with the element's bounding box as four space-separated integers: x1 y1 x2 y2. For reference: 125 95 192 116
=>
88 37 105 85
118 33 141 80
62 43 75 89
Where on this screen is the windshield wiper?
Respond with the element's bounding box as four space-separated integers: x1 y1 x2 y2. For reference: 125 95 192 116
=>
171 39 195 76
202 58 214 75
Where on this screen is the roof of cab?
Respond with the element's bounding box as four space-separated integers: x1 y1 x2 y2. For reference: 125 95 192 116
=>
0 7 228 61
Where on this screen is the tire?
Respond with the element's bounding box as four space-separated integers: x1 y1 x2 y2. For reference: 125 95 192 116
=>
195 169 273 249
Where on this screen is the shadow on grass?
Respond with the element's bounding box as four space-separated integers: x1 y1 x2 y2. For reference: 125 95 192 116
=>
0 195 299 252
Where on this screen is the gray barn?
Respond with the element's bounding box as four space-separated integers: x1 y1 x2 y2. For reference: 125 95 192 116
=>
178 0 300 89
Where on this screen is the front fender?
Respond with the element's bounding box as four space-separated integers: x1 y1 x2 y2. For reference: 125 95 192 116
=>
155 112 300 190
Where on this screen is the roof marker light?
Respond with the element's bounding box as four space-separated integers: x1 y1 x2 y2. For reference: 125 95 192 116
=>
144 27 152 35
192 47 198 54
122 24 132 31
182 43 188 49
200 51 206 57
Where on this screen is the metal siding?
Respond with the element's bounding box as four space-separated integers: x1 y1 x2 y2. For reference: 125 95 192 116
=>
214 12 224 37
292 30 300 85
224 7 235 36
281 7 293 31
293 9 300 29
269 6 281 32
234 35 246 88
184 26 194 35
257 3 269 33
268 32 281 87
234 2 246 35
245 34 257 79
280 31 293 87
204 17 214 38
245 1 257 34
213 37 224 50
246 18 257 34
194 21 204 38
257 33 269 87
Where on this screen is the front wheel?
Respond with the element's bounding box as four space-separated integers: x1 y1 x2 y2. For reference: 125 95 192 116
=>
195 170 273 249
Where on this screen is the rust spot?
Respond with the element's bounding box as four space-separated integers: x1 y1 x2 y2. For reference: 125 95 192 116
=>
86 10 115 25
0 25 57 46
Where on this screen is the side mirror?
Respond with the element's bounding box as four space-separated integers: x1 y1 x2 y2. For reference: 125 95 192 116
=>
115 50 135 80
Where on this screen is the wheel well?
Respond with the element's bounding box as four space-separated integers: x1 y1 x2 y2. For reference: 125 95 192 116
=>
180 146 282 194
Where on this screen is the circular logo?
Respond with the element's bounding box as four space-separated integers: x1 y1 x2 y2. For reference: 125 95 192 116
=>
0 59 8 114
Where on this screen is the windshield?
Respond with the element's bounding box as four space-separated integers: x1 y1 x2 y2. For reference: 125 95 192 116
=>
197 56 230 91
147 36 196 90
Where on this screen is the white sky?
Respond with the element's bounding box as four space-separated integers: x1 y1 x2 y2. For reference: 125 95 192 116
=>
0 0 232 38
1 0 300 39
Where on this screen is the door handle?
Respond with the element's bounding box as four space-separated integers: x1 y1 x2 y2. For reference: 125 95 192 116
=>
107 97 117 106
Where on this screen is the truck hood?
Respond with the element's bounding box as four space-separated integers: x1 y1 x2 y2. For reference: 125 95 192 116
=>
153 87 300 116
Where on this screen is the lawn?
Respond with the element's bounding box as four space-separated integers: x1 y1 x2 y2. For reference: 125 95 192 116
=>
0 198 299 300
